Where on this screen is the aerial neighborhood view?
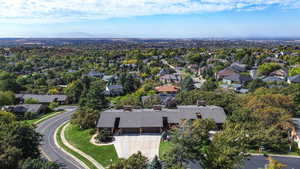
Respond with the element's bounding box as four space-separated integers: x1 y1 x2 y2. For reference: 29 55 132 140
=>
1 1 300 169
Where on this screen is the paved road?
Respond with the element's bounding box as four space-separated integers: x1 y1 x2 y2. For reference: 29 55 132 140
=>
189 155 300 169
36 106 85 169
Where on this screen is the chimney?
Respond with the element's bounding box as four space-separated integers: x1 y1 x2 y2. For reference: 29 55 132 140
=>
123 106 132 111
153 105 162 111
197 100 206 106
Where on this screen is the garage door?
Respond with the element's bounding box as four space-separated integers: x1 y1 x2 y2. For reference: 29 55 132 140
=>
122 128 140 134
142 127 161 133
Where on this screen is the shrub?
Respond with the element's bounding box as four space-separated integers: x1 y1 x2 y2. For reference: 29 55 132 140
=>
95 130 113 143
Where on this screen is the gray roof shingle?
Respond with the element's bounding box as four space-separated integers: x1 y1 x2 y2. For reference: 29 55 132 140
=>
16 94 67 103
97 105 226 128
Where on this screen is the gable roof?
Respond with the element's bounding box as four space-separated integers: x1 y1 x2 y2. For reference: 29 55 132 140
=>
3 104 43 113
262 76 285 82
269 68 288 77
16 94 67 103
107 85 124 90
217 67 238 78
288 74 300 83
97 105 226 128
223 74 252 82
230 62 247 72
155 85 180 92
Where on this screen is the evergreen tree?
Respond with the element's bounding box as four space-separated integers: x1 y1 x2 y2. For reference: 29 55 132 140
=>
181 76 194 91
149 156 162 169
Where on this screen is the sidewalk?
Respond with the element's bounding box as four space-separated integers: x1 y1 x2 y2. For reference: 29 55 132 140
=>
250 153 300 158
60 123 105 169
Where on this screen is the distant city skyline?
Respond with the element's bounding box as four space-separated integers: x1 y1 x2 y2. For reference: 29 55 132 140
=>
0 0 300 38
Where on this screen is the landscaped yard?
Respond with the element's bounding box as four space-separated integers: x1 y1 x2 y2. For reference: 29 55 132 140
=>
56 123 98 169
159 140 173 157
64 124 119 167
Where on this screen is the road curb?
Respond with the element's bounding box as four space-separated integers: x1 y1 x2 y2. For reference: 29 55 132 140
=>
54 121 90 169
61 122 105 169
250 153 300 158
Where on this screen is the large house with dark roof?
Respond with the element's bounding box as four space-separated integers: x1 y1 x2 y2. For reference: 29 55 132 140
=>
223 74 252 84
97 105 226 135
2 104 44 115
15 94 68 105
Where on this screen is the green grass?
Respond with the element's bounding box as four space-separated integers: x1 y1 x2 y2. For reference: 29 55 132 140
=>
26 111 63 125
65 124 118 167
159 141 173 157
56 123 98 169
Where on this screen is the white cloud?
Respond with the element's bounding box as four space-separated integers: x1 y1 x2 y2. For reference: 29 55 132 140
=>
0 0 298 23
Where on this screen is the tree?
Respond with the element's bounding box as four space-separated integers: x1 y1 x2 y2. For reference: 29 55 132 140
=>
257 63 281 76
148 156 162 169
24 98 39 104
0 122 42 169
64 80 83 103
181 76 194 91
0 110 16 124
71 108 100 129
162 119 249 169
288 67 300 76
95 130 113 143
0 91 15 106
21 158 61 169
79 80 109 110
108 151 148 169
200 79 217 91
119 73 140 94
247 79 267 92
0 71 22 92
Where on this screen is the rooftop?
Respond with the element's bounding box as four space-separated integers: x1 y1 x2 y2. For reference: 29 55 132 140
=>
155 85 180 92
97 105 226 128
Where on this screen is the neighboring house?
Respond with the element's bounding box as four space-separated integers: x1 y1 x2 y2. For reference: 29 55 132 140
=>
105 85 124 96
87 70 104 78
157 69 169 76
2 104 44 115
262 76 285 83
219 84 248 93
216 67 238 80
230 62 247 72
97 105 226 135
263 57 286 64
269 68 288 78
222 74 252 84
159 74 181 84
155 85 180 94
141 93 176 106
15 94 68 105
288 74 300 84
102 75 117 82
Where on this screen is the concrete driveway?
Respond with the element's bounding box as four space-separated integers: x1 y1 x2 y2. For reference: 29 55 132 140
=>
113 134 161 160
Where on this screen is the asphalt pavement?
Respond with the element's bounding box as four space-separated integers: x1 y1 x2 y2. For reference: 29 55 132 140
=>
36 106 85 169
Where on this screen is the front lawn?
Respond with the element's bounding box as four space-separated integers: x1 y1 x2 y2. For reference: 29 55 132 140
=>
64 124 119 167
159 140 173 157
56 123 98 169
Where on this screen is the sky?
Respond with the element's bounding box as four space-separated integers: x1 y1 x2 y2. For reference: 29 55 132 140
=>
0 0 300 38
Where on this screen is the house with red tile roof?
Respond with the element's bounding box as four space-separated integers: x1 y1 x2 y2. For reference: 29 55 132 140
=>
155 85 180 94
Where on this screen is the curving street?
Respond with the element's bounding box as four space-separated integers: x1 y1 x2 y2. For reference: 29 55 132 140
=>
36 106 85 169
35 106 300 169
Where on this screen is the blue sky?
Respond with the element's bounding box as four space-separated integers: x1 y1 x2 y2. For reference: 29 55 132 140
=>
0 0 300 38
